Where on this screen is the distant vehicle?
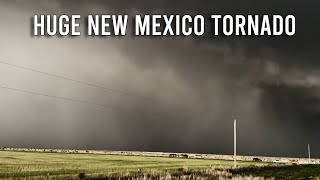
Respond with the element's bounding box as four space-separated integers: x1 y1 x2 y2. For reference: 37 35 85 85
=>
195 154 204 159
180 154 189 158
273 159 289 164
253 157 262 162
169 153 177 158
289 160 298 165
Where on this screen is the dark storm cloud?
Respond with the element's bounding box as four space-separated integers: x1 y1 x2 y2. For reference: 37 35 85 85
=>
0 0 320 157
61 0 320 68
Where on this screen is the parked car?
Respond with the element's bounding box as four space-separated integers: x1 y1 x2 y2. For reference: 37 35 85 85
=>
195 154 204 159
180 154 189 158
273 159 289 164
169 153 177 158
253 157 262 162
289 160 298 165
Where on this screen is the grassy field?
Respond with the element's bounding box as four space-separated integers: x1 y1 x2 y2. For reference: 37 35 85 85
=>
0 150 319 179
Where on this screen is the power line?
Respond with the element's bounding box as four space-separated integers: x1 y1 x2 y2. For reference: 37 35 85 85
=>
0 85 169 120
0 85 123 112
0 60 152 102
0 60 198 110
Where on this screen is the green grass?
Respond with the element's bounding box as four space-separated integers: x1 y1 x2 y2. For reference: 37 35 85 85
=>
0 150 262 179
1 150 319 179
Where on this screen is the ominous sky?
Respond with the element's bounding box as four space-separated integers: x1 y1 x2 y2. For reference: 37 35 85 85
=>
0 0 320 158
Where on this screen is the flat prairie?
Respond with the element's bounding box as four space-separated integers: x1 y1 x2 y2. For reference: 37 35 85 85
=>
0 150 319 179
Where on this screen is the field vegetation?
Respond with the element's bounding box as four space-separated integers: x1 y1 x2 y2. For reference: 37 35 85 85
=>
0 150 319 179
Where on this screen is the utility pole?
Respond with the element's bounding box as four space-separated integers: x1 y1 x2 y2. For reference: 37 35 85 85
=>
234 119 237 168
308 144 311 163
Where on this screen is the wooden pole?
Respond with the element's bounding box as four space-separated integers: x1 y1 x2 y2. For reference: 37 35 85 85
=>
234 119 237 168
308 144 311 163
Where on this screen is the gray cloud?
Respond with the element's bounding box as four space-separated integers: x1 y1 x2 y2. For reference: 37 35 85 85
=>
0 0 319 157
